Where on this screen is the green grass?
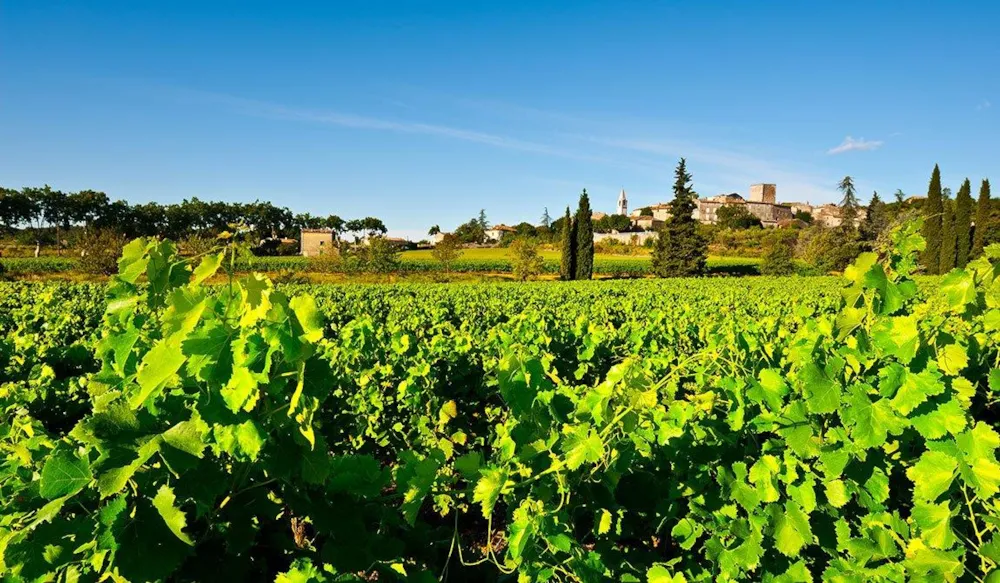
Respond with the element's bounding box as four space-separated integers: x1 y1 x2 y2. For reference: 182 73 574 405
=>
1 249 763 278
402 247 645 261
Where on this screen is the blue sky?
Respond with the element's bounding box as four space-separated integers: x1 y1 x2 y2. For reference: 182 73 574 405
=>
2 1 997 239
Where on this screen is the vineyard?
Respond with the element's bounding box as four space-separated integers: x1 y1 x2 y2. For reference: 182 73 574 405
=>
2 220 999 581
0 254 762 278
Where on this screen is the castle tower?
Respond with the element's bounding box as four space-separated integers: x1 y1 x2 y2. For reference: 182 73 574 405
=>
749 184 777 204
617 188 628 215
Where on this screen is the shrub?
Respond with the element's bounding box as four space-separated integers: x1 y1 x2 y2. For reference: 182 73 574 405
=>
711 227 767 257
180 233 218 256
759 230 797 275
355 236 401 273
799 225 861 273
510 237 545 281
77 229 127 275
716 205 763 230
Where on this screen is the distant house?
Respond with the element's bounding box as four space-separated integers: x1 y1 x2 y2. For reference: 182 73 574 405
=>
431 232 448 245
785 202 813 216
648 204 673 222
812 204 867 228
362 235 414 250
300 229 336 257
484 224 517 242
631 216 665 231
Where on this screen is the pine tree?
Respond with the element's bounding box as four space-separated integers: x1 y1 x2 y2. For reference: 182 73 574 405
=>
651 158 707 277
478 209 489 230
954 179 973 267
894 189 905 204
940 195 957 273
838 176 859 228
574 190 594 280
559 207 575 280
541 207 551 229
973 179 992 258
921 165 944 274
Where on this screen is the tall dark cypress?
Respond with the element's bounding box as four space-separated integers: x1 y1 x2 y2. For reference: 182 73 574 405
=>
574 190 594 280
922 164 944 273
954 179 973 267
940 195 956 273
973 179 992 258
651 158 707 277
559 206 575 280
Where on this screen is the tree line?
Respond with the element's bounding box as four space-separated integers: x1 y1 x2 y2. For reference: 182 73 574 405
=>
0 185 387 244
920 165 993 274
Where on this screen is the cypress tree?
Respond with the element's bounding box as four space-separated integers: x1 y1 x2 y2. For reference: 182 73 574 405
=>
651 158 707 277
559 206 575 280
940 195 956 273
973 179 992 258
574 190 594 280
922 164 943 273
954 179 973 267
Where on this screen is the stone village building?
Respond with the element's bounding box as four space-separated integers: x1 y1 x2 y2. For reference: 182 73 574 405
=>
300 228 336 257
615 183 793 230
409 183 864 250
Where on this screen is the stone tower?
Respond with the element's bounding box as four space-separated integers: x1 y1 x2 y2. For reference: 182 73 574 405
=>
617 188 628 215
749 184 777 204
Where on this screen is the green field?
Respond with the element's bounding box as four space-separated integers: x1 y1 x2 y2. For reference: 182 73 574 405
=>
402 247 761 265
401 247 655 262
1 249 763 278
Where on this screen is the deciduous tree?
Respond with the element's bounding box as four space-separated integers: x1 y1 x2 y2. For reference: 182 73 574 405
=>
510 237 545 281
716 205 762 230
431 233 462 276
759 230 797 275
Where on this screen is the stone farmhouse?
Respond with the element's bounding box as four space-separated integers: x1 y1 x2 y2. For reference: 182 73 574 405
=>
300 228 336 257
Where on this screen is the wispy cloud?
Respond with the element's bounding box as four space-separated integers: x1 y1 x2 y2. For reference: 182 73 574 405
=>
978 100 992 111
572 135 839 204
162 87 622 165
827 136 883 155
159 86 843 204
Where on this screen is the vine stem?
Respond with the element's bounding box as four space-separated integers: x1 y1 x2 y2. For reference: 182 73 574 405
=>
961 483 990 575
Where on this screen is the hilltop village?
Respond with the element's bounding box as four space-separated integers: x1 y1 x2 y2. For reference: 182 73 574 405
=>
418 183 866 248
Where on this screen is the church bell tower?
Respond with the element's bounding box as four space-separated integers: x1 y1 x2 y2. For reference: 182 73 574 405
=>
617 188 628 215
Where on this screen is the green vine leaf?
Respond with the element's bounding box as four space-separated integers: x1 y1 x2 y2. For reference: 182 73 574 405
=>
39 450 93 500
151 485 194 546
